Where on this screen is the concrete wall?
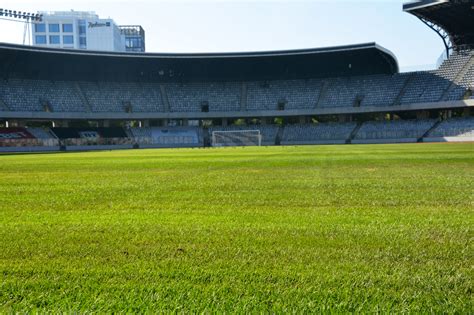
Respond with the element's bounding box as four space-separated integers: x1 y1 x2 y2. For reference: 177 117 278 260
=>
0 146 61 153
351 138 417 144
423 136 474 143
2 100 473 121
65 144 134 151
281 140 346 145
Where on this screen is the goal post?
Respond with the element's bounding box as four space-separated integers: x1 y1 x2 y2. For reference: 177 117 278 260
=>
211 130 262 147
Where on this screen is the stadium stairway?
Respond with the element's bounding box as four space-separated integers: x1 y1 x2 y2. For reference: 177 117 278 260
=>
159 85 171 112
203 128 211 147
440 55 474 101
74 82 92 112
0 97 9 111
418 119 442 142
392 73 415 106
346 122 363 144
314 80 329 107
275 125 285 145
240 82 248 111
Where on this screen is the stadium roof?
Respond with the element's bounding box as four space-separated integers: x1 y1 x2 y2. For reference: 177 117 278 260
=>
403 0 474 53
0 42 398 82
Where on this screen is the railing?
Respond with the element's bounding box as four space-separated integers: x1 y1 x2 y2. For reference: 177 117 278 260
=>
60 137 134 146
132 136 200 145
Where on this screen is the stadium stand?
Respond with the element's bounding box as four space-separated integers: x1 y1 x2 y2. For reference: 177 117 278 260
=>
281 122 357 145
166 82 241 112
26 127 56 140
317 74 409 108
1 49 471 115
247 80 322 110
51 127 129 139
129 127 203 147
49 127 133 150
352 119 437 143
0 127 59 151
427 117 474 140
0 79 85 112
78 82 165 113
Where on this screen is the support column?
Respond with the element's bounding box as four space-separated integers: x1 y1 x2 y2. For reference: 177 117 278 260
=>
222 118 228 126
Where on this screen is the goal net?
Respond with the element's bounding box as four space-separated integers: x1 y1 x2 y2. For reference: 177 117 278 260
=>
211 130 262 147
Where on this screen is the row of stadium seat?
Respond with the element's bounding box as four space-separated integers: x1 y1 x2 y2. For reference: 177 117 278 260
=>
429 117 474 138
282 122 357 143
354 119 436 140
1 51 472 113
129 127 203 146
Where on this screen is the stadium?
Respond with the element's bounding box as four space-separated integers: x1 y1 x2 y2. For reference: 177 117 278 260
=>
0 0 473 312
0 1 473 150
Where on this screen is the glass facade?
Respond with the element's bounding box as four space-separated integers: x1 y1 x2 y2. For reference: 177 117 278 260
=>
79 37 87 49
35 24 46 33
78 20 86 35
121 26 145 52
63 35 74 45
35 35 47 44
49 35 60 44
49 24 60 32
78 20 87 49
125 37 144 52
62 24 73 33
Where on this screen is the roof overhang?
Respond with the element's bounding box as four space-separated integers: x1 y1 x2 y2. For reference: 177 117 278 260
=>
0 42 399 82
403 0 450 11
403 0 474 51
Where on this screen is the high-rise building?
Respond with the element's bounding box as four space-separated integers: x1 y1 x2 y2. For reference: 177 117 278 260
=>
31 10 145 52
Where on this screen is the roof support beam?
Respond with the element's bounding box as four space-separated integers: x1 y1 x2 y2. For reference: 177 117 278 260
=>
416 16 453 58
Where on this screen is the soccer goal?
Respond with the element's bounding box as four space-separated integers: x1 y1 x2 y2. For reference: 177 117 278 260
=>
211 130 262 147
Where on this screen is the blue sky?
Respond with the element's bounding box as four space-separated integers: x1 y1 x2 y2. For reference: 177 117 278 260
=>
0 0 444 71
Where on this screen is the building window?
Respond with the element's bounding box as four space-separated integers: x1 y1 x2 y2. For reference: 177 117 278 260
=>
78 20 86 35
126 37 141 48
49 24 60 32
62 24 73 33
35 24 46 33
79 37 87 48
63 35 74 44
35 35 47 44
49 35 60 44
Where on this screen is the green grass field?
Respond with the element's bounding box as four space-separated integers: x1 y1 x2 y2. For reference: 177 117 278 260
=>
0 143 473 312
